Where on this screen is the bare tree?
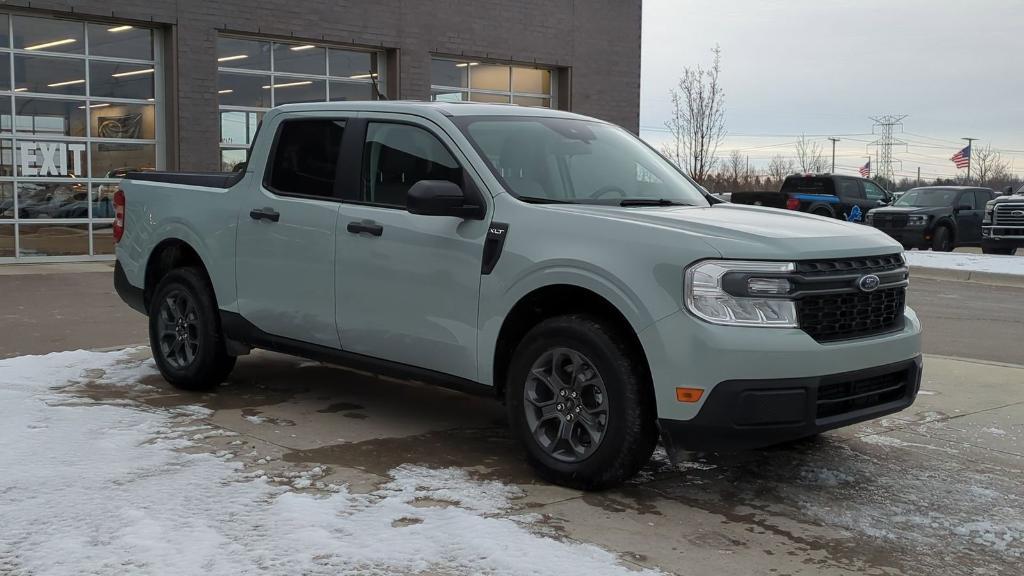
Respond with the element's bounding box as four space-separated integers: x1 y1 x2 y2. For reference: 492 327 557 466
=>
661 45 726 184
725 149 746 186
794 135 827 173
971 144 1011 186
767 154 796 182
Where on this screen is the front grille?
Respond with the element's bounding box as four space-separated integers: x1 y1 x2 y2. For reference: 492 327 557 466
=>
991 228 1024 237
796 253 904 276
872 214 908 228
816 368 909 420
797 286 906 342
993 203 1024 226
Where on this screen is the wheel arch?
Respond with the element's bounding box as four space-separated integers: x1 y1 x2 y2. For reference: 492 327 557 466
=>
490 283 656 413
143 238 215 311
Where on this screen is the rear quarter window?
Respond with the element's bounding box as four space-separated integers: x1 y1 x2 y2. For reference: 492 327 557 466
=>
781 177 835 196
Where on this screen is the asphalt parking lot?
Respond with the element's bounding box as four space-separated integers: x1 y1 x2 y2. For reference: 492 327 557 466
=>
1 264 1022 575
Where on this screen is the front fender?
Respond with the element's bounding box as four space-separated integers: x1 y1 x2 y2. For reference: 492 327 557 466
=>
476 260 669 386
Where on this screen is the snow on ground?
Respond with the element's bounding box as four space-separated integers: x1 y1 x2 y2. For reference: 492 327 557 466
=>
0 349 660 576
905 250 1024 275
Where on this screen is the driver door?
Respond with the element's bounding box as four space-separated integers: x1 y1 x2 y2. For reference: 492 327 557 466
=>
955 190 983 244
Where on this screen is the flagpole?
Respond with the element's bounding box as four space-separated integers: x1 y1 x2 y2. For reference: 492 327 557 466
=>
962 137 977 182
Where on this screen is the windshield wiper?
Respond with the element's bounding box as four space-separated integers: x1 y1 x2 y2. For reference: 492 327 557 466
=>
516 196 576 204
619 198 691 207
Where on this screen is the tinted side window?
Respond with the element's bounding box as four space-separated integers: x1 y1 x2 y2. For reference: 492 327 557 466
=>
975 190 991 205
362 122 461 207
266 119 345 198
862 181 886 201
960 191 977 209
837 178 861 198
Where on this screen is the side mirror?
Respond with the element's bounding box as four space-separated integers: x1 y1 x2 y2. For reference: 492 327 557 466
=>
407 180 484 219
1005 186 1014 195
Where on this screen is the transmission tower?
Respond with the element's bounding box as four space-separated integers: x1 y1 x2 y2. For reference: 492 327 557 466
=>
868 115 908 185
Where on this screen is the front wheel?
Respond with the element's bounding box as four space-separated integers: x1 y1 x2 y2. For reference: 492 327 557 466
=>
931 226 953 252
148 267 236 391
505 315 658 490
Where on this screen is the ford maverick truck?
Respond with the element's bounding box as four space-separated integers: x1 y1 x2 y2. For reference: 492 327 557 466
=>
114 102 922 489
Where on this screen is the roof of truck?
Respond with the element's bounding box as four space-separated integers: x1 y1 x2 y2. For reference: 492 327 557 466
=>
268 100 600 122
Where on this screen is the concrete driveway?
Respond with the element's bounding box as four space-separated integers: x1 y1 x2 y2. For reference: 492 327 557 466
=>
62 348 1022 575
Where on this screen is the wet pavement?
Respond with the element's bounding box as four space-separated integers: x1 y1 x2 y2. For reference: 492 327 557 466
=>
66 348 1024 576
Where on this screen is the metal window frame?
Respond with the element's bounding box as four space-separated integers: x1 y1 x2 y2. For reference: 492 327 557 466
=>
428 56 557 108
0 11 163 262
216 34 387 169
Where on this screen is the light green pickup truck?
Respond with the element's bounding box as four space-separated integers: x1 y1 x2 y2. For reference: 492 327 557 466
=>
114 102 921 489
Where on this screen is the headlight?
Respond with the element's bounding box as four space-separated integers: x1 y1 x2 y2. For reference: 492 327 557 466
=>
684 260 798 328
907 215 929 227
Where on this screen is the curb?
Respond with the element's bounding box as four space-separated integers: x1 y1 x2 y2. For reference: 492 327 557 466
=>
911 266 1024 288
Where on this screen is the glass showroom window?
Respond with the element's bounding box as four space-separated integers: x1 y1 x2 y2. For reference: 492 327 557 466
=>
0 13 162 261
217 36 385 171
429 58 554 108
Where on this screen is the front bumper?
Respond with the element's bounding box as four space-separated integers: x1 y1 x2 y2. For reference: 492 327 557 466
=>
658 356 921 451
873 226 929 247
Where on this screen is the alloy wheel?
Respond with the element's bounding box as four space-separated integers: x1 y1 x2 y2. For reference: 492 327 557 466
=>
523 347 609 463
156 289 201 369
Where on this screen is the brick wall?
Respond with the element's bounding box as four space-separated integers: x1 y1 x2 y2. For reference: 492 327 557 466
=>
5 0 642 171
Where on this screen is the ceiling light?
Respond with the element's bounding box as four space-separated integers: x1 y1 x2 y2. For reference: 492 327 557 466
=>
111 68 155 78
218 89 234 94
455 62 480 68
349 73 378 79
47 79 86 87
217 54 248 62
107 25 134 32
290 45 316 51
77 103 111 109
261 80 313 89
25 38 77 51
13 87 27 92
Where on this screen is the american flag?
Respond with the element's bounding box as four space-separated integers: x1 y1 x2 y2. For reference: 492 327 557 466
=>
951 145 971 169
859 160 870 177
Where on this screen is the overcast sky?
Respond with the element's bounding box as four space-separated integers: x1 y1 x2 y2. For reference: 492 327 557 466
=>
640 0 1024 180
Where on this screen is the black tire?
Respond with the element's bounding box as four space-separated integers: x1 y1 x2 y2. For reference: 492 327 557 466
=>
982 244 1016 255
505 314 658 490
931 226 953 252
811 207 834 218
148 267 236 391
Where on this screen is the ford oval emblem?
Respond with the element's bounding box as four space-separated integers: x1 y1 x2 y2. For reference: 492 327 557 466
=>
1012 210 1024 217
858 274 881 292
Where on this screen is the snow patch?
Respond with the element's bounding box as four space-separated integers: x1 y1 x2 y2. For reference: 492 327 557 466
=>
0 349 662 576
905 251 1024 275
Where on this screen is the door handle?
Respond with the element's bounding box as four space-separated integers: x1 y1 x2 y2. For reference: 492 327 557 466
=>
347 221 383 236
249 207 280 222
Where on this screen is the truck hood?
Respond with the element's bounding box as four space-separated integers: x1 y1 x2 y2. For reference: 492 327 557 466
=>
547 202 903 260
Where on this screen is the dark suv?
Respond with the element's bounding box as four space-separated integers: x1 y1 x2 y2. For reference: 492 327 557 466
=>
982 185 1024 254
731 174 892 223
866 186 994 251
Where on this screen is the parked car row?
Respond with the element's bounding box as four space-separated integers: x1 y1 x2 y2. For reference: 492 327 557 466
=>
730 174 1019 254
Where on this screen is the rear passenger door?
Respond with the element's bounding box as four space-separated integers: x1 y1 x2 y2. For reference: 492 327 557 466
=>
954 190 983 244
334 115 490 380
835 178 868 222
235 116 349 348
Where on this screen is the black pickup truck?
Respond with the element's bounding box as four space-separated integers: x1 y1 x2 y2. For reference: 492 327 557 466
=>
866 186 995 252
731 174 893 223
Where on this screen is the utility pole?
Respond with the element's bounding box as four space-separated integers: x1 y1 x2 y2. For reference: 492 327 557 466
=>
962 137 978 182
866 156 872 177
828 137 840 173
917 166 921 187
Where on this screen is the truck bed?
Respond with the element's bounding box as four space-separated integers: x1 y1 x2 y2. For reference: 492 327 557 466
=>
729 191 787 209
126 171 244 189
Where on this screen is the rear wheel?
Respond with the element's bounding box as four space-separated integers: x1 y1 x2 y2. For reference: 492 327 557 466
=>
811 207 833 218
506 315 658 490
149 267 235 391
931 226 953 252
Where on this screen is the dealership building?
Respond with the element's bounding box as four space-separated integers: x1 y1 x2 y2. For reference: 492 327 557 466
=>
0 0 641 262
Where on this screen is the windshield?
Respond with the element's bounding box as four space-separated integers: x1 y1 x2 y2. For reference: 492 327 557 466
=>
894 188 958 207
455 116 709 206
